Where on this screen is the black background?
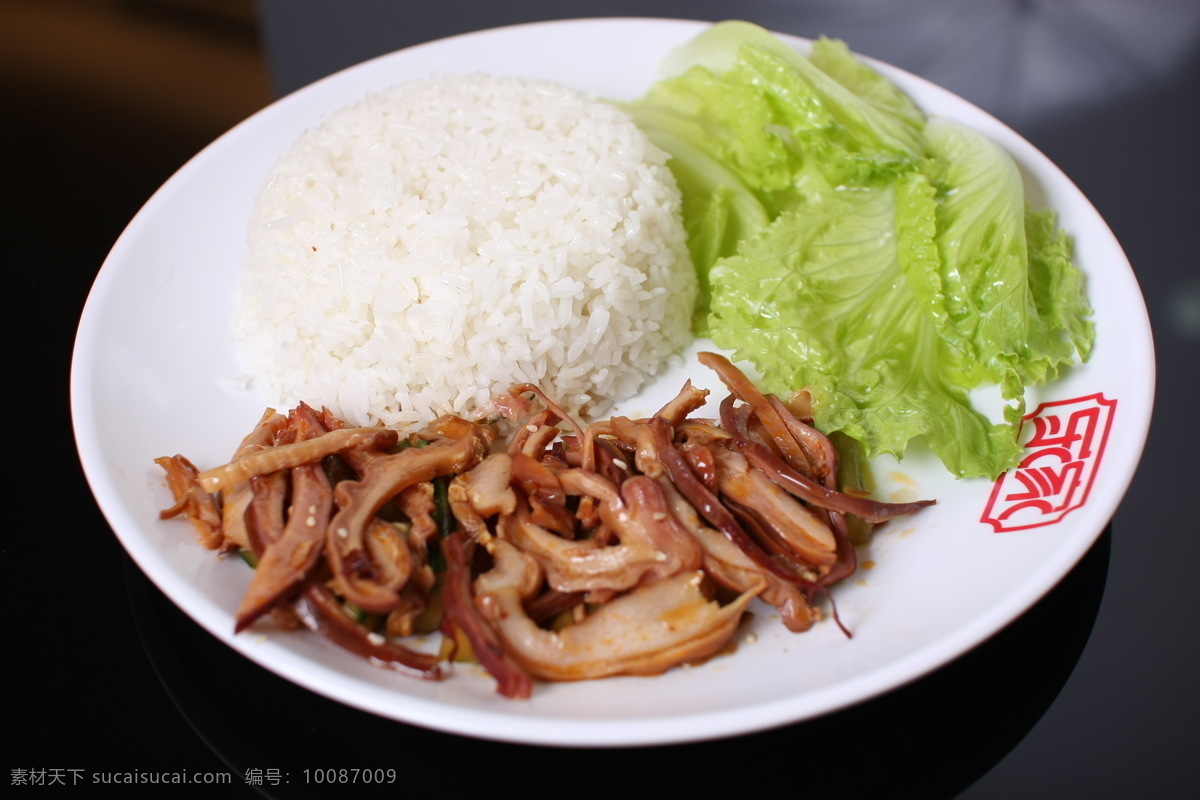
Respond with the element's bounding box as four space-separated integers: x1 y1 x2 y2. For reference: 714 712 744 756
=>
7 1 1197 797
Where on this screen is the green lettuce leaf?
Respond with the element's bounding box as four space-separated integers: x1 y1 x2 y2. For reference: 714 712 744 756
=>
922 118 1086 389
708 183 1024 478
1025 206 1095 363
628 23 928 322
630 22 1093 479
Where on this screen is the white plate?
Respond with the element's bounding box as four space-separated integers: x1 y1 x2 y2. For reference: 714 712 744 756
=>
71 18 1153 746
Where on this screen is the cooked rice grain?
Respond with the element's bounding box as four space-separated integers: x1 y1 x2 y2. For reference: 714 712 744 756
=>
232 74 696 428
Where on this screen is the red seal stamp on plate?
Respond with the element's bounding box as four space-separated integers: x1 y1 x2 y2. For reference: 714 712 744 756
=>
981 393 1116 532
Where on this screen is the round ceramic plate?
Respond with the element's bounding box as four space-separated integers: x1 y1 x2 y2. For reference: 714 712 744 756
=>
71 18 1153 746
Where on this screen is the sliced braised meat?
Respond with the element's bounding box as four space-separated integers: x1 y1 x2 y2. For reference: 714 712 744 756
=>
327 425 490 613
218 408 288 550
440 531 533 698
710 446 838 569
655 379 710 425
159 352 935 697
198 426 400 494
156 454 224 550
293 583 441 680
235 459 332 632
499 491 661 594
474 539 759 681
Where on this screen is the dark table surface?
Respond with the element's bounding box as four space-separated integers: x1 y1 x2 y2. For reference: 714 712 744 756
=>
11 1 1198 797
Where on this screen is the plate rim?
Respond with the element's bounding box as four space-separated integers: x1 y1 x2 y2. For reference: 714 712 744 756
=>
70 16 1155 747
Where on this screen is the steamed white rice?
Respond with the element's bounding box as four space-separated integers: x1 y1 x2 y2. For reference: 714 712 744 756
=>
232 73 696 428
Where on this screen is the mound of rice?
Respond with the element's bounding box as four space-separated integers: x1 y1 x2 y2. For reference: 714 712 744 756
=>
232 73 696 428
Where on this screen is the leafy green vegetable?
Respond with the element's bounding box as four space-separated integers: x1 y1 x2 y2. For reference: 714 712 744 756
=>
629 22 1094 478
922 118 1088 389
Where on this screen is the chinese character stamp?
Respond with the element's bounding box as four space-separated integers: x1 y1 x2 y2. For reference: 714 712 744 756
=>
981 393 1116 532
